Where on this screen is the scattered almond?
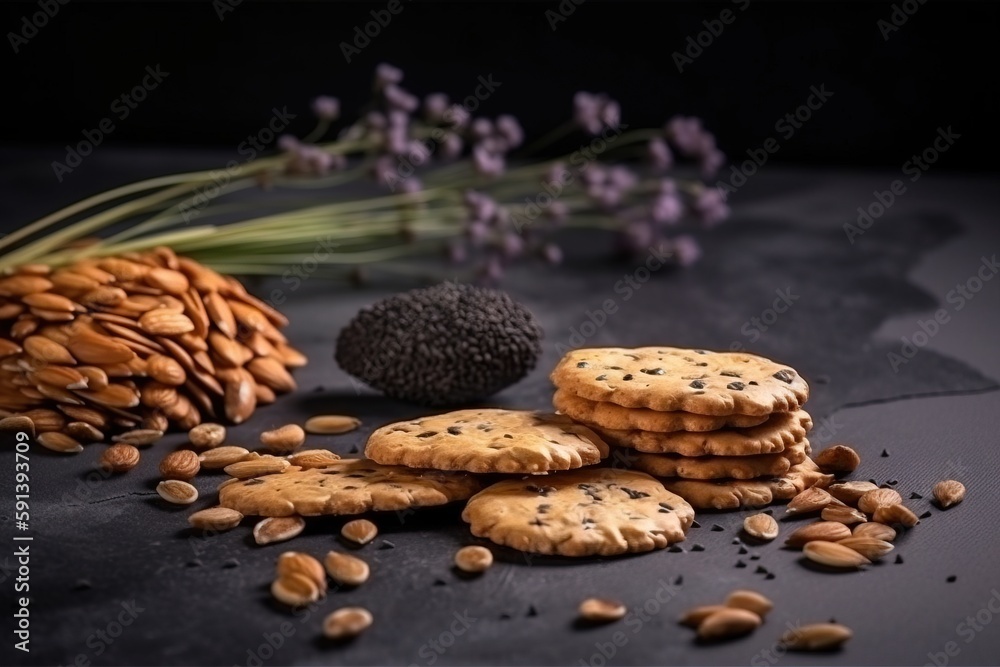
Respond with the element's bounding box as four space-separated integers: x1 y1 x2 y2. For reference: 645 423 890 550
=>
780 623 853 651
837 536 894 561
37 431 83 454
743 513 779 541
802 540 870 568
224 456 290 479
933 480 966 509
812 445 861 473
260 424 306 454
697 608 762 641
100 443 140 473
679 605 727 628
112 428 164 446
858 488 903 514
454 545 493 574
254 516 306 545
188 422 226 449
820 505 868 525
323 607 373 640
271 572 320 607
198 445 250 469
579 598 627 623
852 522 896 541
156 479 199 505
66 421 104 442
159 450 201 480
341 519 378 545
324 551 371 587
288 449 342 469
277 551 327 595
872 503 919 527
786 487 840 515
827 481 879 506
725 590 773 618
188 507 243 531
304 415 362 435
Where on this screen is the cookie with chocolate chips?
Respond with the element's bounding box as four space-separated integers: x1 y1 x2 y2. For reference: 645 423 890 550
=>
659 460 834 510
365 409 609 474
550 347 809 416
553 389 769 432
218 459 484 516
627 440 809 480
461 469 695 557
594 410 812 456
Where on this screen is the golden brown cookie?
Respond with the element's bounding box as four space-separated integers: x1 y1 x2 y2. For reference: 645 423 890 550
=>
628 441 808 480
365 409 608 474
660 461 834 510
553 389 768 432
550 347 809 416
461 468 695 557
218 459 483 517
594 411 812 457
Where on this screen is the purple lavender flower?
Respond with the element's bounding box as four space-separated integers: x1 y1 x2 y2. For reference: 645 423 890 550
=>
542 243 563 265
700 149 726 177
374 63 404 89
372 156 397 187
440 132 463 159
574 92 622 135
496 115 524 148
406 140 431 166
311 96 340 121
546 201 569 223
399 177 423 194
424 93 449 122
386 125 408 155
665 116 704 155
670 235 702 267
447 240 467 264
692 188 730 227
648 138 673 170
277 134 300 152
472 146 505 177
471 118 494 140
500 232 524 259
607 165 637 191
365 111 388 130
651 193 682 225
443 104 470 129
383 84 419 112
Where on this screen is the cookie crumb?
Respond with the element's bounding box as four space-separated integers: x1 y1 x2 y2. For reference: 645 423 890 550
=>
895 555 904 564
881 449 889 457
711 524 724 532
765 573 775 580
947 575 956 583
668 545 684 553
919 511 932 519
691 544 705 552
222 558 240 569
674 575 683 585
527 605 538 617
909 492 923 500
735 560 747 568
755 566 768 574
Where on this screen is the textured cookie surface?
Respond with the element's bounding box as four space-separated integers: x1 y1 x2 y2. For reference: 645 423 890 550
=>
553 389 768 433
218 459 484 517
595 410 812 457
551 347 809 416
461 469 694 557
628 441 808 480
660 461 834 510
365 409 609 473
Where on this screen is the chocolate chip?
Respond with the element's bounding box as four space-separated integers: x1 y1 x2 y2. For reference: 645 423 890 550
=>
755 566 768 574
738 546 748 555
527 605 538 617
504 434 513 439
881 449 890 457
186 560 203 568
750 554 761 561
416 431 437 438
538 504 551 513
689 380 705 389
696 362 708 367
499 613 512 620
695 350 707 354
711 524 724 532
765 573 775 580
576 362 589 368
735 560 747 568
622 374 634 381
691 544 705 552
609 366 623 370
947 575 957 583
773 370 794 383
727 382 746 391
748 381 759 385
668 545 684 553
641 368 665 375
348 445 359 454
909 492 923 500
674 575 683 585
595 374 607 381
447 426 462 435
920 511 932 519
658 502 674 511
720 371 741 378
895 555 904 564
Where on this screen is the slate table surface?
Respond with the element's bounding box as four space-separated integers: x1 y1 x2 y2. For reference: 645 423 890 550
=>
1 148 999 666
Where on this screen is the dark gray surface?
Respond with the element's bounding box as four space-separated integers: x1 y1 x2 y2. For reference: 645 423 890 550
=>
1 150 999 666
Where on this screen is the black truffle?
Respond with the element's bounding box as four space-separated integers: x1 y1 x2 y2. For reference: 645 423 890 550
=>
335 282 543 406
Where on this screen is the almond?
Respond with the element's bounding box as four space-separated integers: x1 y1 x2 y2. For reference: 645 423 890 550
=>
827 480 879 506
324 551 371 587
304 415 361 435
820 505 868 525
852 522 896 541
247 356 296 393
189 422 226 449
100 443 140 472
785 521 851 547
872 503 919 527
188 506 243 531
287 449 341 469
23 335 77 365
780 623 852 651
341 519 378 545
858 488 903 515
0 275 53 296
77 383 140 409
146 354 187 385
224 456 290 479
260 424 306 453
66 421 104 441
743 513 779 540
271 572 320 607
254 516 306 545
802 540 870 568
138 310 195 336
724 590 773 618
786 487 840 515
145 267 190 295
224 374 256 424
454 545 493 574
112 428 164 446
276 551 327 594
933 480 966 509
198 445 251 469
578 598 626 623
0 415 36 437
204 292 237 337
156 479 199 504
837 536 894 560
811 445 861 473
159 450 201 480
322 607 373 640
679 605 727 628
37 431 83 454
22 292 80 312
697 608 762 640
67 330 135 364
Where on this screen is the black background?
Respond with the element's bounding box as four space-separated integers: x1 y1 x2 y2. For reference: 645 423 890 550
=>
2 0 996 170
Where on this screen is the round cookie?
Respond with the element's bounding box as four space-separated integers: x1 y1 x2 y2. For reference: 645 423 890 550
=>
365 409 609 474
628 441 808 480
218 459 484 517
461 469 695 557
660 461 834 510
553 389 768 433
595 410 812 457
551 347 809 416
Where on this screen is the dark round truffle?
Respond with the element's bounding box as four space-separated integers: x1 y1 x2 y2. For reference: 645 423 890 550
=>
335 282 543 406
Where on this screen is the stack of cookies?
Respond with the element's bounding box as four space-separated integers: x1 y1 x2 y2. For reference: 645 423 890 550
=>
550 346 828 510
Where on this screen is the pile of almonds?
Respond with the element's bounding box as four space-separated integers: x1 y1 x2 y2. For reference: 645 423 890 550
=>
0 249 306 449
